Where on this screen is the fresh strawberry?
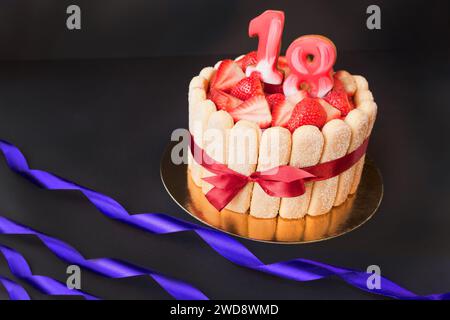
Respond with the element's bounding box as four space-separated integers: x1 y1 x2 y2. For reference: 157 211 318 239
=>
323 89 354 116
332 78 346 92
208 88 243 110
236 51 257 71
286 90 308 105
271 99 295 127
264 82 284 94
265 93 285 110
227 95 272 128
318 98 341 121
230 73 264 100
334 70 357 95
211 60 245 91
286 97 327 132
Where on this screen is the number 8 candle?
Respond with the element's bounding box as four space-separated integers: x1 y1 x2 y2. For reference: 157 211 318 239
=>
283 35 337 98
246 10 284 85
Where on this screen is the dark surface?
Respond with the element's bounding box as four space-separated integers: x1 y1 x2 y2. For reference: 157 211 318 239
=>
0 0 449 60
0 50 450 300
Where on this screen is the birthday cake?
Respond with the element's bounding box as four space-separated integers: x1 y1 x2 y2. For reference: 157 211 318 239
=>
187 10 377 219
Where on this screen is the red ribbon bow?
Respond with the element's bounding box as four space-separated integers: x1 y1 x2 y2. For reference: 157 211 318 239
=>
191 136 369 211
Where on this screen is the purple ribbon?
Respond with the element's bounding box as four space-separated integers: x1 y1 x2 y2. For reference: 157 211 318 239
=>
0 275 30 300
0 244 97 300
0 216 208 300
0 139 448 300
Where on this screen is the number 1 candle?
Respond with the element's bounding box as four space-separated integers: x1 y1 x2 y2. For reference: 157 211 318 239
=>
283 35 337 98
246 10 284 85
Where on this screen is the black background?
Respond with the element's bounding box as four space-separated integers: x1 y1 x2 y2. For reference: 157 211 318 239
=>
0 0 450 300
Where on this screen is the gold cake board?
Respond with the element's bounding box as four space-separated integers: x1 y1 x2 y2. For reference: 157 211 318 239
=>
161 141 383 244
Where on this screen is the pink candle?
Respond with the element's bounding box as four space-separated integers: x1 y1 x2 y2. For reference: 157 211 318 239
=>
283 35 336 98
246 10 284 85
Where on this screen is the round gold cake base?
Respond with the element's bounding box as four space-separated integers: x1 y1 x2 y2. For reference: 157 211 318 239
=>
161 141 383 244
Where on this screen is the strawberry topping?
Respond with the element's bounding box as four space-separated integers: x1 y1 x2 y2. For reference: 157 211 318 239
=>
318 98 341 121
271 99 295 127
323 89 354 116
208 88 243 110
211 60 245 92
236 51 258 71
286 97 327 132
206 55 358 129
227 95 272 128
266 93 285 111
230 73 264 100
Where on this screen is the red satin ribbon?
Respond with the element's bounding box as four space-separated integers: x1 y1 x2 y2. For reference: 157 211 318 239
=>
190 136 369 211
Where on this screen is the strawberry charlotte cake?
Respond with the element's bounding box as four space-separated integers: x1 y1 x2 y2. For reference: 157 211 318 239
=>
187 10 377 219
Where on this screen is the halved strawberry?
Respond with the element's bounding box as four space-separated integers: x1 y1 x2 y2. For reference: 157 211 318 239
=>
208 88 243 110
211 60 245 91
230 73 264 100
227 95 272 128
286 97 327 132
271 99 295 127
334 71 357 95
318 98 341 121
286 90 308 105
323 89 354 116
332 78 346 92
236 51 257 71
266 93 285 111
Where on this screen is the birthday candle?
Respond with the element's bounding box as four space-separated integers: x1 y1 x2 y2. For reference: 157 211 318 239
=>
283 35 336 98
246 10 285 85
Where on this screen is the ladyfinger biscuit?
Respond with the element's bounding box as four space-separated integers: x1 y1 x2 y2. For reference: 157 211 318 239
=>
350 100 378 194
328 192 356 236
279 126 324 219
308 119 351 216
189 99 216 186
357 100 378 136
199 67 216 82
353 75 369 91
350 76 375 193
334 109 369 206
187 171 221 228
334 70 357 95
188 87 206 113
189 76 208 91
303 213 331 241
220 208 248 238
214 60 223 70
188 87 208 172
250 127 292 219
225 120 261 213
275 217 305 242
247 215 277 241
202 110 234 194
188 88 207 138
354 89 374 106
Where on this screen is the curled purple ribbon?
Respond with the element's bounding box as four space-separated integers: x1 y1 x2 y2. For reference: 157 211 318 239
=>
0 216 208 300
0 139 448 300
0 244 97 300
0 275 30 300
